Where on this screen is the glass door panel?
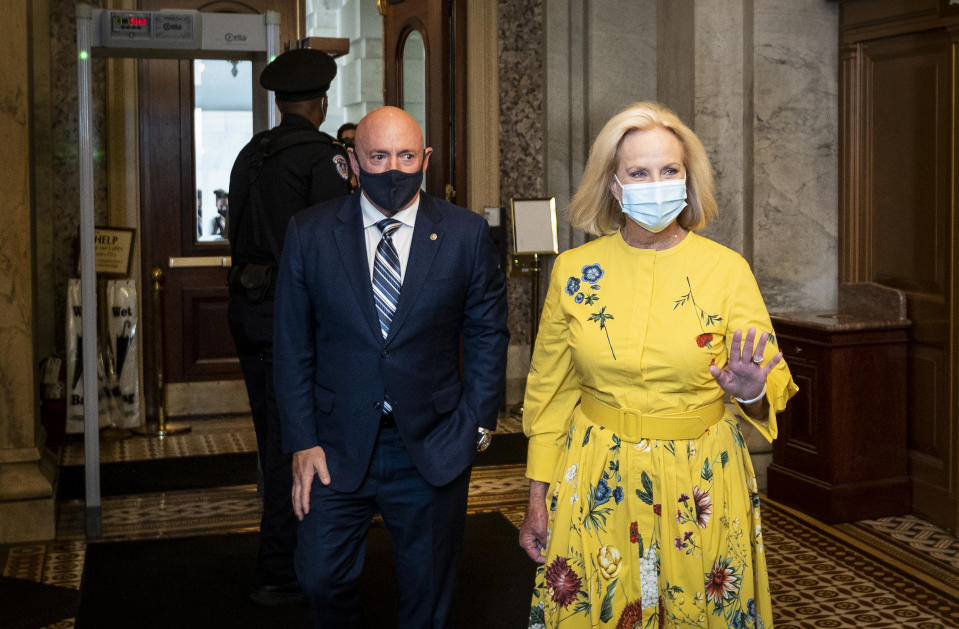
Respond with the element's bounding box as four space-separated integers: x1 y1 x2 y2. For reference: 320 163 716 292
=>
193 58 253 244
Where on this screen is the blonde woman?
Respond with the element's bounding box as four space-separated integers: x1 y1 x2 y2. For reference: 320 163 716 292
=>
519 102 797 628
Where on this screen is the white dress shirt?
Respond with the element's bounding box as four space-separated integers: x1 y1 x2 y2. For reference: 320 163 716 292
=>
360 192 418 283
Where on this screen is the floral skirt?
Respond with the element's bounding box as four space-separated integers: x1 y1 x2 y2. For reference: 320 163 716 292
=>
528 410 772 629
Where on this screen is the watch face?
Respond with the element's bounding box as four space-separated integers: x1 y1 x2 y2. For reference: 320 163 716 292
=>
477 432 492 452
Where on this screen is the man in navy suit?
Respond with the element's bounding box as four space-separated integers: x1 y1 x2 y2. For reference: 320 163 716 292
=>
273 106 509 628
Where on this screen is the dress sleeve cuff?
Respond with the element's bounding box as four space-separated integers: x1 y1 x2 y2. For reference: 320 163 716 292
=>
731 372 799 443
525 439 562 483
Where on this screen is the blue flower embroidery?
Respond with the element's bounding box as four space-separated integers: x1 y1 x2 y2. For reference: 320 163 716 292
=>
581 264 604 283
612 486 624 504
594 479 612 506
565 263 616 360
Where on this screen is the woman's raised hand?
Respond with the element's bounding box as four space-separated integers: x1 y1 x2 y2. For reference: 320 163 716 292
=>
708 327 782 403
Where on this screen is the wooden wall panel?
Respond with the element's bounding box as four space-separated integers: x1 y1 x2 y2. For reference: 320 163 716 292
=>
839 0 959 531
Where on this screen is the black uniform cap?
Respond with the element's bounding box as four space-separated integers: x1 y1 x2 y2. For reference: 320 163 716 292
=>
260 49 337 102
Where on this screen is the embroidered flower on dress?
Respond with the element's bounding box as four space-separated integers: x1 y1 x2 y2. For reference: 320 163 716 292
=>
615 600 643 629
705 558 740 603
565 464 578 483
612 486 624 504
674 530 695 552
696 333 713 348
629 521 639 544
565 263 616 359
692 486 712 529
594 479 612 506
581 263 604 283
639 544 659 608
653 503 661 516
596 545 623 580
545 556 582 608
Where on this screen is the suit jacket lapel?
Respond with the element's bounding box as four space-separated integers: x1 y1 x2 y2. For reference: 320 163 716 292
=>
387 194 443 343
333 195 382 342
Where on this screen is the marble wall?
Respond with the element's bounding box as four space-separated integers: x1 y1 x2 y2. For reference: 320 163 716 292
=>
499 0 546 405
47 0 111 354
751 1 838 312
0 0 36 451
692 0 748 255
679 0 840 312
0 0 55 544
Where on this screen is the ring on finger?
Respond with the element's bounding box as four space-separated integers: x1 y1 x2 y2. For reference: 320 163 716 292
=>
752 355 763 364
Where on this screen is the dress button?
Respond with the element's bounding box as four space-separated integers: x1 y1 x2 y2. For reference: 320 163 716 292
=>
373 401 382 410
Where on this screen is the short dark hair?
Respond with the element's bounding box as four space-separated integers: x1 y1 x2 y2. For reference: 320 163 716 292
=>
337 122 357 141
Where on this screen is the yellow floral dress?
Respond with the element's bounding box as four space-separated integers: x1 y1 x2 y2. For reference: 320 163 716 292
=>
524 231 797 629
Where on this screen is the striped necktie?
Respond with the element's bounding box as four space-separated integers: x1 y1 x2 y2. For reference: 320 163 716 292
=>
373 218 402 340
373 218 402 415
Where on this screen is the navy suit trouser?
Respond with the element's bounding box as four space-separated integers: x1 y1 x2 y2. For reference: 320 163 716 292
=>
228 295 297 588
295 425 471 629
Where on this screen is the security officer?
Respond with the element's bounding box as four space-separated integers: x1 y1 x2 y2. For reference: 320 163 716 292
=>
227 48 351 607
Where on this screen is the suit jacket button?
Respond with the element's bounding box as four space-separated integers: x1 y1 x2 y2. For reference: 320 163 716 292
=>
381 350 389 358
373 401 382 410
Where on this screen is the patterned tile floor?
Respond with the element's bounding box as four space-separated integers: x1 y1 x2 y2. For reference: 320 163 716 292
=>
3 416 957 628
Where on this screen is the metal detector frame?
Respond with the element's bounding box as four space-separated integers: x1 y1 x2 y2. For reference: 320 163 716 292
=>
74 4 280 537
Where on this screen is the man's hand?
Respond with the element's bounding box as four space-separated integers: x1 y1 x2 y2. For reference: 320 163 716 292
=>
292 446 331 521
519 480 549 564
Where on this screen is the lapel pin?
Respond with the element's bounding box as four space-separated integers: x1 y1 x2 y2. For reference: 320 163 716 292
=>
430 233 438 241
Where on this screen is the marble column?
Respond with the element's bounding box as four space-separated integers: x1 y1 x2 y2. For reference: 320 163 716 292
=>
752 0 838 312
0 0 56 543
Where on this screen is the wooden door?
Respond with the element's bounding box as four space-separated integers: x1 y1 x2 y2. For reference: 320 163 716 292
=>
137 0 297 421
840 15 959 531
381 0 467 205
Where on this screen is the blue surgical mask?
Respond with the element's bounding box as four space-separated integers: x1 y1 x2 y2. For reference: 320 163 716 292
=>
614 175 688 233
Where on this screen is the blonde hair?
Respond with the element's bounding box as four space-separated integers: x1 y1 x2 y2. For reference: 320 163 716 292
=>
569 102 718 236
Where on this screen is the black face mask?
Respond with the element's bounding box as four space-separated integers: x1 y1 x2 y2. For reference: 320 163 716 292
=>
358 166 423 214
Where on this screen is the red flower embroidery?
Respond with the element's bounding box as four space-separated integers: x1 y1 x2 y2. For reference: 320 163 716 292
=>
545 556 582 608
705 558 740 603
629 521 639 544
696 333 713 348
616 600 643 629
653 503 661 516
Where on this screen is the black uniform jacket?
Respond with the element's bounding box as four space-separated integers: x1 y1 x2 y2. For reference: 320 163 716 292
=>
228 114 351 268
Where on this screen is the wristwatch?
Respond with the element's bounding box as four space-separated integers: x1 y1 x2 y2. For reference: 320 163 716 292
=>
476 427 492 453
